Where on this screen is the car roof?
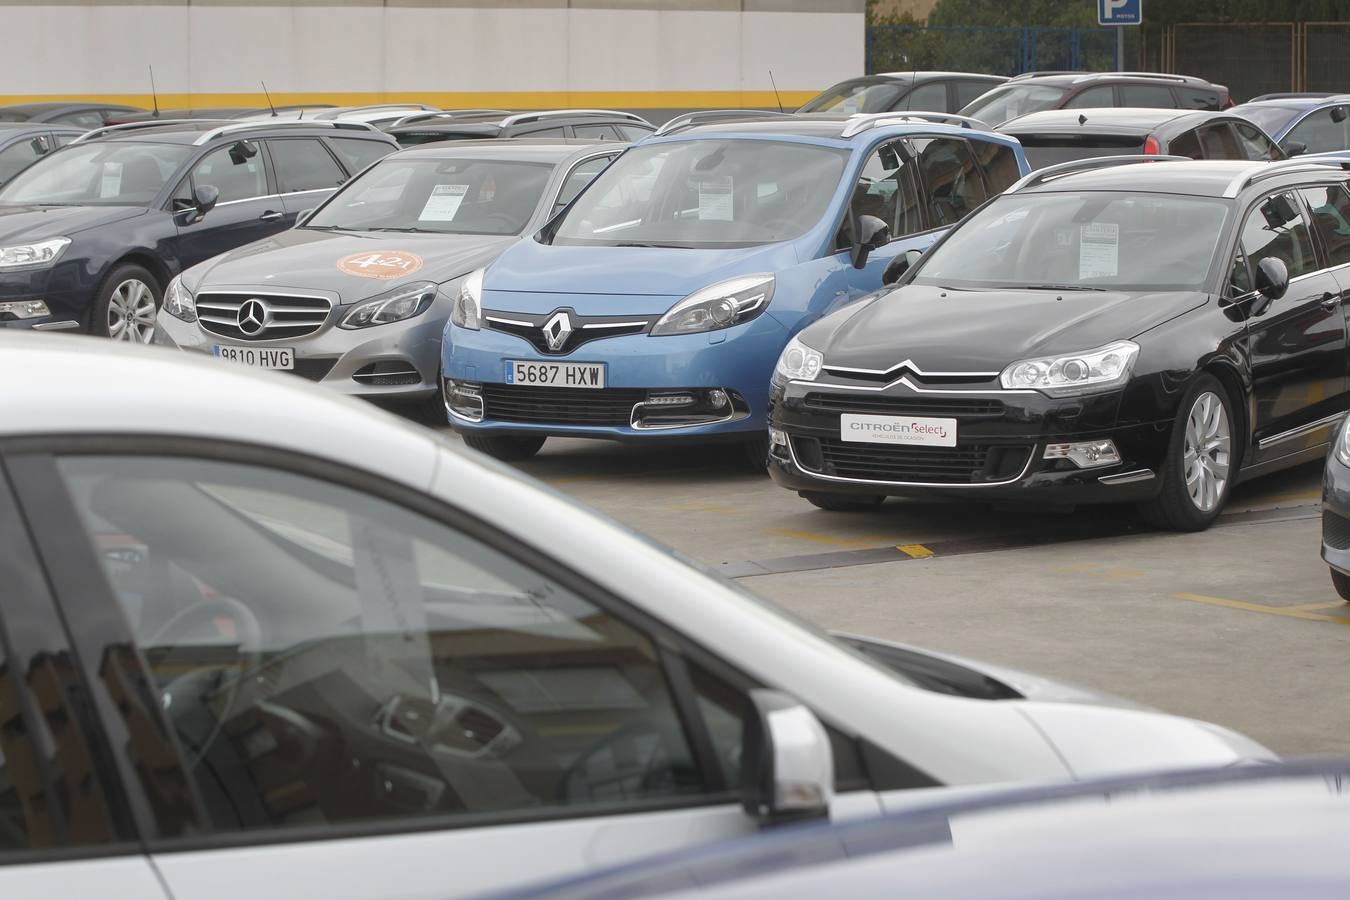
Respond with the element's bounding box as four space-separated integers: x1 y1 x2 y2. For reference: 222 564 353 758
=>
0 121 81 135
1237 96 1349 112
0 102 125 115
1008 72 1217 88
669 116 1017 148
82 119 395 146
850 71 1005 83
391 138 622 162
1000 107 1208 132
1017 158 1346 198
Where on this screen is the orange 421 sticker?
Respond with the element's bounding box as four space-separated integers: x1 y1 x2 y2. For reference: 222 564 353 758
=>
336 250 425 279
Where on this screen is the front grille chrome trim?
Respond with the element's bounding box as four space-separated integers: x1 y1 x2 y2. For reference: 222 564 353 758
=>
786 436 1038 488
197 291 333 342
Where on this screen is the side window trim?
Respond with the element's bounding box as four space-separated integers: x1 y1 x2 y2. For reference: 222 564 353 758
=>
1292 186 1332 271
552 152 617 212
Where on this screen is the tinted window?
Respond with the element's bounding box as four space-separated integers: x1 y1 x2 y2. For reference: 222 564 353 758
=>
1287 108 1350 153
1233 122 1282 161
1062 86 1116 109
1240 192 1317 279
618 125 656 141
960 84 1066 126
58 455 724 833
1177 87 1222 110
1119 84 1177 108
955 79 998 108
555 156 613 209
189 143 267 203
799 80 905 115
573 124 622 141
904 81 949 113
1012 135 1145 170
51 110 107 129
912 137 988 227
849 140 922 240
328 137 395 174
0 141 193 205
515 127 566 139
52 132 78 148
1229 249 1253 298
971 140 1021 194
267 138 346 193
1196 123 1241 159
1168 129 1203 159
1301 184 1350 268
0 139 42 184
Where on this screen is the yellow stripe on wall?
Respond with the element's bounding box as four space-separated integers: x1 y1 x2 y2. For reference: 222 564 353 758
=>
0 90 819 110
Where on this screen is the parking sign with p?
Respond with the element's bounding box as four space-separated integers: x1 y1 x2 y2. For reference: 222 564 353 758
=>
1098 0 1141 25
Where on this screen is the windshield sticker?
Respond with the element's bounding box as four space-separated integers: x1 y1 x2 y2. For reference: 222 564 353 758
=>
100 162 123 198
337 250 425 279
1079 222 1119 279
697 175 733 221
419 183 470 222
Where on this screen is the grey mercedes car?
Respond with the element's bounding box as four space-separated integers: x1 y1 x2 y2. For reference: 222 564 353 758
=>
152 139 625 414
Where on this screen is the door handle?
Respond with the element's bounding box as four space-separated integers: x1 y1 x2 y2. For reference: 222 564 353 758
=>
260 210 284 222
1321 292 1341 311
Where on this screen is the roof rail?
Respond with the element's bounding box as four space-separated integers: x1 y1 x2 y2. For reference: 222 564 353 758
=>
313 103 437 119
838 111 985 139
388 109 512 128
1248 91 1350 103
1009 70 1087 81
192 119 379 146
1223 156 1350 198
498 109 652 127
70 118 217 144
1008 154 1190 192
653 109 796 137
1072 71 1192 85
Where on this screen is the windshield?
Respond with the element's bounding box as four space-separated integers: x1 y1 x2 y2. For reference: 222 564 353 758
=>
549 139 848 249
961 84 1067 125
913 191 1231 291
799 80 906 114
306 156 551 235
0 141 193 206
1235 105 1302 138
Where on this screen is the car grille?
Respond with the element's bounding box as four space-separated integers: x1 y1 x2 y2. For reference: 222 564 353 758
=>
1324 511 1350 551
197 293 331 342
803 393 1004 418
481 384 648 426
795 437 1032 485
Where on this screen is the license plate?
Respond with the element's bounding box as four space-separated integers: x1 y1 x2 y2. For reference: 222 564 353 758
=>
505 360 606 389
213 345 295 370
840 413 957 447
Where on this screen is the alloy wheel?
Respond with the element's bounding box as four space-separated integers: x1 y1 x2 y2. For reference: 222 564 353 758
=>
1182 390 1231 512
107 278 157 343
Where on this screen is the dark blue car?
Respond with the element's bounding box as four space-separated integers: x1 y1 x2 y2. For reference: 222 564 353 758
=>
1232 95 1350 156
0 118 396 340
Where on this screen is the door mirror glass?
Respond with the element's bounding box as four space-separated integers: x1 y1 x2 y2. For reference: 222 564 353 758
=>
1255 256 1289 301
883 248 925 285
29 136 49 156
851 214 891 269
1333 106 1348 124
741 689 833 824
191 184 219 223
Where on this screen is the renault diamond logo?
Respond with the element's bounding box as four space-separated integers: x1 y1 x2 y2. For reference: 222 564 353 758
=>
237 298 268 335
542 310 573 352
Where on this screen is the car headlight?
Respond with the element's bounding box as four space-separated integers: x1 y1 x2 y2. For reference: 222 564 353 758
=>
450 268 484 331
1336 419 1350 468
1000 340 1139 397
339 281 437 330
650 274 774 337
0 237 70 269
163 275 196 323
774 335 824 382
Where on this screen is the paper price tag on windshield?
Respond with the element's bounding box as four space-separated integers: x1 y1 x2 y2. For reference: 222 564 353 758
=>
698 176 733 221
419 183 469 222
1079 222 1119 279
100 162 123 199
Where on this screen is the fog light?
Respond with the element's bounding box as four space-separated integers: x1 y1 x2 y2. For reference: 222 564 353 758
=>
444 379 484 422
769 427 788 448
707 388 729 410
0 299 50 320
1044 439 1121 469
645 392 696 407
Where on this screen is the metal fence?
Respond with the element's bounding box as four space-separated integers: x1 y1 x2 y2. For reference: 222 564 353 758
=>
1171 23 1296 103
865 25 1140 77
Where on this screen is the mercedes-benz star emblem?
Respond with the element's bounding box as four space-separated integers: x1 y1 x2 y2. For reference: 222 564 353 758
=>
542 310 573 352
237 298 268 336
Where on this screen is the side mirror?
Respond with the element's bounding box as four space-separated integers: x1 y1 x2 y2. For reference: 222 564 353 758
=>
1282 139 1308 157
850 214 891 269
1333 106 1348 124
229 140 259 164
741 689 833 825
1254 256 1289 305
295 207 316 226
189 184 219 224
883 248 925 286
29 136 50 156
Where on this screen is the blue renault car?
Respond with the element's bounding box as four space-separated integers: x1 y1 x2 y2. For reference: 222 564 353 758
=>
441 113 1030 462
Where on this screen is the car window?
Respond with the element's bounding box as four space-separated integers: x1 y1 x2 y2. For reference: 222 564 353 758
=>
555 156 613 209
911 136 988 228
57 455 735 834
0 139 43 184
1178 87 1222 110
573 124 622 141
904 81 949 113
266 137 347 193
618 124 655 141
1233 122 1281 161
1240 192 1317 279
52 132 78 148
1300 184 1350 268
955 79 997 109
1228 249 1253 298
0 141 194 206
970 140 1021 195
515 126 566 139
1196 123 1241 159
52 110 107 129
959 84 1065 126
848 140 922 241
328 137 396 175
1168 129 1203 159
799 80 905 115
1062 86 1116 109
1119 84 1177 108
1287 108 1350 153
188 142 267 204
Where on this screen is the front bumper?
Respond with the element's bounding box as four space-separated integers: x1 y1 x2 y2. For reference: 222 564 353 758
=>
0 265 88 332
441 314 788 441
153 297 449 401
1321 448 1350 575
767 376 1172 505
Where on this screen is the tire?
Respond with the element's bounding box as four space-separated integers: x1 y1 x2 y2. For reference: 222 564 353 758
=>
92 264 161 342
1331 568 1350 603
1138 374 1236 531
742 435 771 472
462 433 546 462
801 491 886 512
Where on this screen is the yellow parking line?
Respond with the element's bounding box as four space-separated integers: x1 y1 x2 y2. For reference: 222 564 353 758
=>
1285 600 1350 612
897 543 935 559
1172 592 1350 625
767 528 889 549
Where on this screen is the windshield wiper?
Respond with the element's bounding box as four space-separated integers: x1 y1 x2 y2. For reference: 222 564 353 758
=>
1020 283 1108 292
302 224 352 231
365 226 434 233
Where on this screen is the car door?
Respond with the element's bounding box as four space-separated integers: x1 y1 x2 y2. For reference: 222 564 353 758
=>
0 461 170 898
1236 190 1348 463
22 446 886 898
265 136 352 225
171 141 286 269
1300 182 1350 398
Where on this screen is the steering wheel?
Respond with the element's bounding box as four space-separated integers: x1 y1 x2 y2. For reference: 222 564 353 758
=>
146 597 264 770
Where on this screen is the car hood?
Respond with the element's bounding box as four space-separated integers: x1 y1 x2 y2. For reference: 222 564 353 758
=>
186 228 515 303
0 204 147 242
808 283 1208 371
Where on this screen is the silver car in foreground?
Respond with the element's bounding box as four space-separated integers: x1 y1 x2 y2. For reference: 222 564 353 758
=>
0 334 1269 898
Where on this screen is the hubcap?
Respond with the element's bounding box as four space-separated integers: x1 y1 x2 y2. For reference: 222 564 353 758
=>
1182 390 1231 513
106 278 157 343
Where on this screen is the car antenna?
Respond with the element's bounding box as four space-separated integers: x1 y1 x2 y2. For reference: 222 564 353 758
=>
148 65 161 118
768 69 785 113
261 81 278 117
905 53 917 111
